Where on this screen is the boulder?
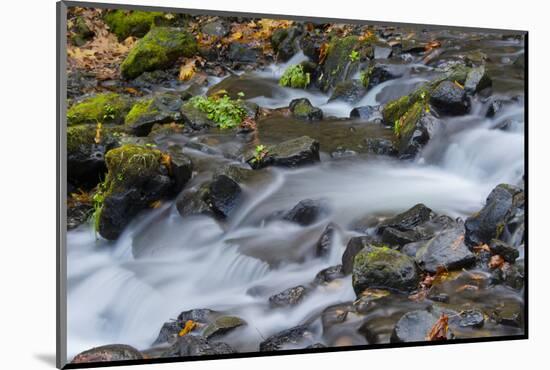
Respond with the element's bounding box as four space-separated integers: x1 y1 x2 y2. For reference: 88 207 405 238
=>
391 310 453 343
175 183 215 218
104 10 166 40
201 19 229 37
458 309 484 328
203 316 247 339
162 335 235 357
364 63 403 90
259 325 314 351
342 236 373 275
364 138 397 156
67 125 121 189
429 80 470 116
121 27 197 79
328 80 367 104
97 144 189 240
282 199 330 226
228 43 260 63
381 227 422 246
67 93 133 126
153 308 217 346
71 344 143 363
489 239 519 263
377 204 434 233
207 175 242 218
415 227 476 273
464 65 492 94
313 265 344 285
180 102 217 130
289 98 323 121
269 286 308 308
321 303 354 332
464 184 524 246
124 93 184 136
352 246 420 294
315 223 336 257
272 26 303 62
70 16 94 46
248 136 320 169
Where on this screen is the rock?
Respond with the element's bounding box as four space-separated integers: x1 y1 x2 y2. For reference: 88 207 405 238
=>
429 80 470 116
352 246 420 294
313 265 344 285
175 183 214 218
203 316 247 339
67 202 93 230
67 93 133 125
491 263 524 290
289 98 323 121
282 199 330 226
464 184 524 246
342 236 372 275
350 105 383 122
71 344 143 363
269 286 307 308
391 310 453 343
228 43 260 63
207 73 278 100
315 223 336 257
124 93 184 136
272 26 303 61
214 164 257 185
180 102 217 130
201 19 229 37
97 145 188 240
381 227 421 246
162 335 235 357
248 136 320 169
364 63 404 90
67 125 121 188
458 310 484 328
464 65 492 94
153 308 217 346
208 175 242 218
489 239 519 263
513 53 525 69
319 36 372 91
328 80 367 104
378 204 434 233
374 45 393 59
330 147 358 159
415 227 476 273
491 301 523 327
121 27 197 79
104 10 166 40
131 70 177 89
364 138 397 156
259 325 314 351
321 303 354 332
177 308 217 323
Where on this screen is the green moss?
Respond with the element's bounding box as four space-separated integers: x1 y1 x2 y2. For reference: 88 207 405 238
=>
121 27 197 79
292 101 311 116
395 101 423 137
104 10 164 40
67 93 132 125
125 98 156 125
67 125 96 153
279 64 310 89
382 95 411 124
189 95 246 129
320 36 369 91
359 66 373 88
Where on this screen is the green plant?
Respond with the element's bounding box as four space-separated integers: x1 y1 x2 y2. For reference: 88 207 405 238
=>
190 94 247 129
251 144 269 163
279 64 310 89
349 50 360 62
103 104 116 121
91 188 105 233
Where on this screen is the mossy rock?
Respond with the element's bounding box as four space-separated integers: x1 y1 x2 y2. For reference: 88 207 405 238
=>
97 144 191 240
104 10 165 40
70 16 94 46
67 93 133 126
125 93 183 136
319 36 372 92
67 124 124 188
289 98 323 121
352 246 420 294
121 27 197 80
203 316 247 339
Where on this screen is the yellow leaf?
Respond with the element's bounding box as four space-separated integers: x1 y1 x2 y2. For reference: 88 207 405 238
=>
454 80 464 89
178 320 197 337
178 58 196 81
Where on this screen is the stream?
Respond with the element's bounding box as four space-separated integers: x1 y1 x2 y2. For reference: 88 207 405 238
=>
67 31 525 360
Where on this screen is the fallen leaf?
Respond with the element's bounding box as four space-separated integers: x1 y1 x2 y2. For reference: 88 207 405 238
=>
473 244 491 253
426 313 448 341
425 40 442 52
454 80 464 89
178 320 197 337
179 58 197 81
150 200 162 209
319 42 329 64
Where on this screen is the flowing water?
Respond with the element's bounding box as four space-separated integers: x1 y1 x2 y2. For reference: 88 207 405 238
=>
67 32 525 359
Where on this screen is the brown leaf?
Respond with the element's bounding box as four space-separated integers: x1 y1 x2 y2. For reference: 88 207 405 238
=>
319 42 329 64
425 40 442 52
426 314 449 341
473 243 491 253
179 58 197 81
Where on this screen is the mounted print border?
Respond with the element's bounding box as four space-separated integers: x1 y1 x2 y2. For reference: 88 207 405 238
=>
57 1 528 368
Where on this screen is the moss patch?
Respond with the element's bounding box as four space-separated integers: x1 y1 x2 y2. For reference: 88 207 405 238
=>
67 93 132 125
67 125 97 153
279 64 310 89
120 27 197 79
125 98 157 125
104 10 164 40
